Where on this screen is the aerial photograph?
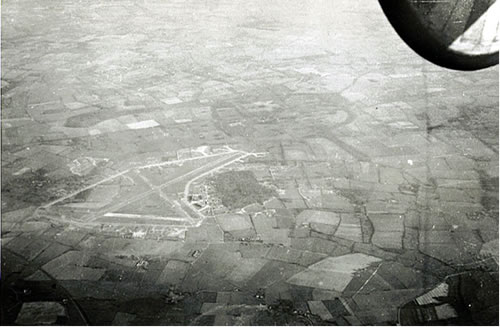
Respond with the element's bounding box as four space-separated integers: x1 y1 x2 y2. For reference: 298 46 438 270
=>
1 0 499 325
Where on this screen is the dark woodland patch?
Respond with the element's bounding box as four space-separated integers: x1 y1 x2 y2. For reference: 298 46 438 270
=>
209 170 276 210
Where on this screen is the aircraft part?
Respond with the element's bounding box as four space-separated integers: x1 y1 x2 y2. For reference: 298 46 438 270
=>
379 0 499 70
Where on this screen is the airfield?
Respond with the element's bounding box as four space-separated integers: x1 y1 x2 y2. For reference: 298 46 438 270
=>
1 0 499 325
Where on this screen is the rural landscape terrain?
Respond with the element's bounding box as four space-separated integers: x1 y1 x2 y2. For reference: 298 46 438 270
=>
1 0 499 325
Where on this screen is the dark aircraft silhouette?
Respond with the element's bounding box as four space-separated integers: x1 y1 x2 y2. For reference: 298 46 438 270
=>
379 0 499 70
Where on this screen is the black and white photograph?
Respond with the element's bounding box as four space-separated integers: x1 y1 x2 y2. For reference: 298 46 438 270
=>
1 0 499 325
